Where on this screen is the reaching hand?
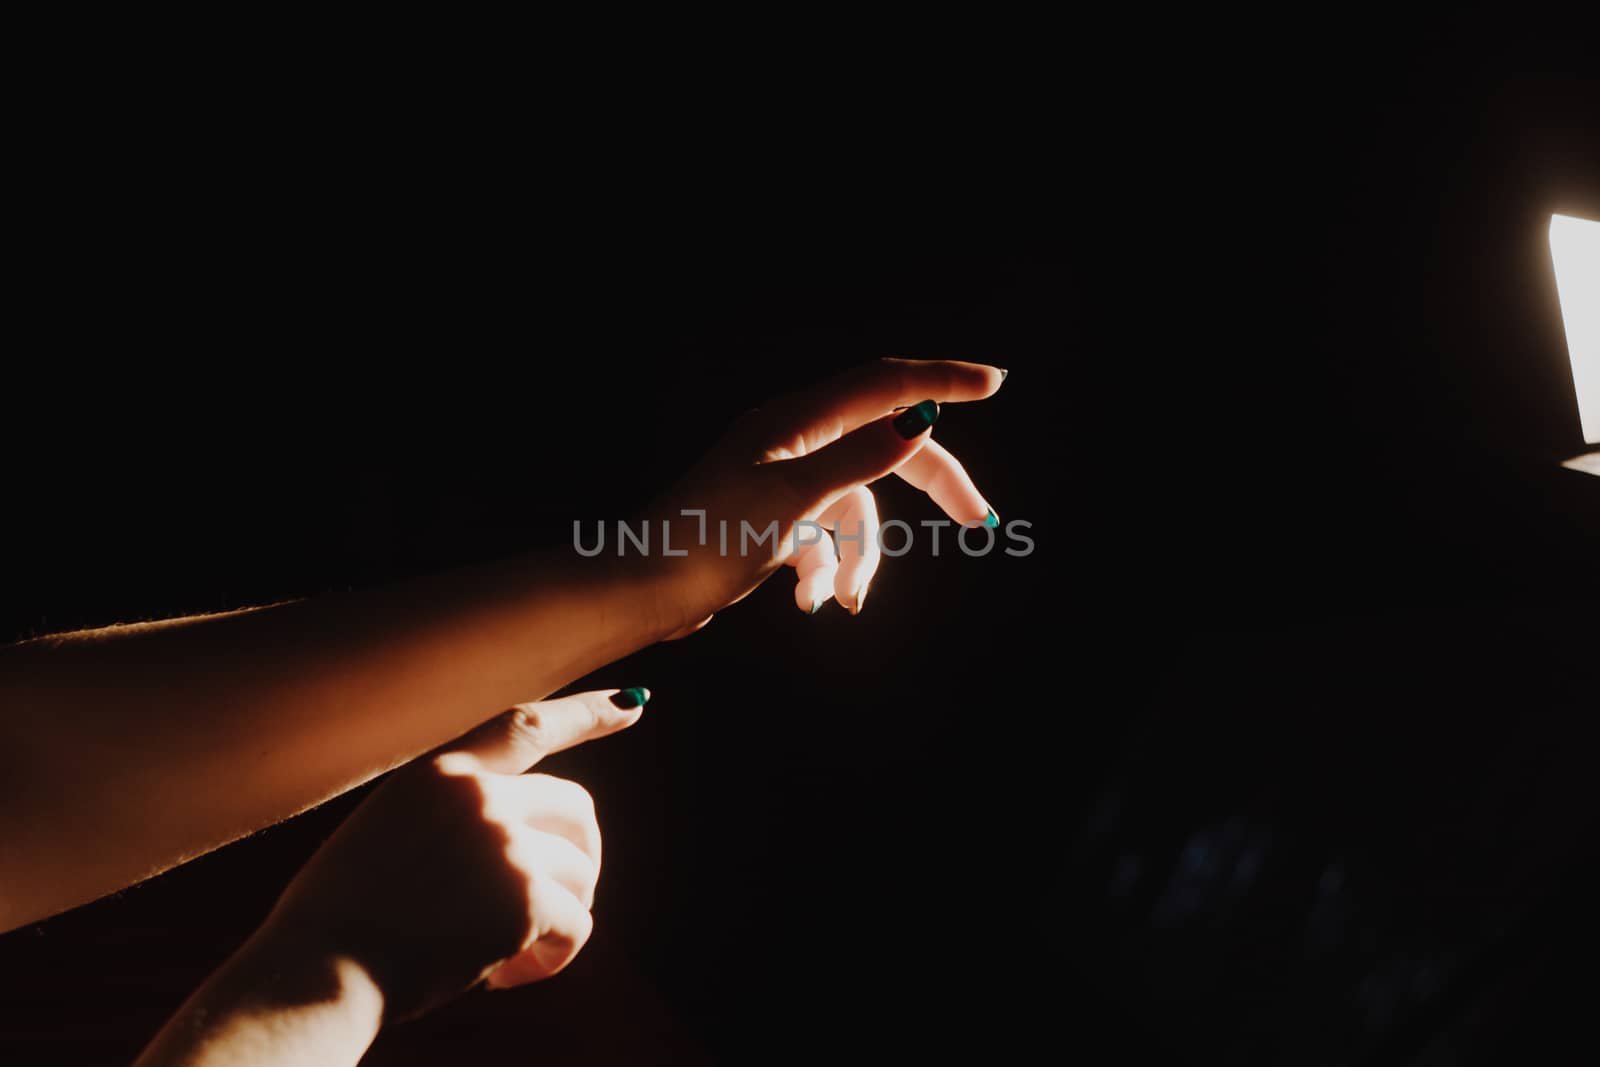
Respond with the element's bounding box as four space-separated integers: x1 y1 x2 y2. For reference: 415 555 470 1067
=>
649 358 1005 632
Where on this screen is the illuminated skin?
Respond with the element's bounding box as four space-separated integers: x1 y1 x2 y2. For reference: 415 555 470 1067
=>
135 690 638 1067
0 358 1004 931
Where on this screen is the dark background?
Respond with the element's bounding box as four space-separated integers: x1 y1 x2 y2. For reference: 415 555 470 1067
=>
3 6 1598 1063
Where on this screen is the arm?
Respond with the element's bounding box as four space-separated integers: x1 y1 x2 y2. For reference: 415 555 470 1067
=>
2 358 1004 931
132 933 385 1067
0 550 665 930
137 690 633 1067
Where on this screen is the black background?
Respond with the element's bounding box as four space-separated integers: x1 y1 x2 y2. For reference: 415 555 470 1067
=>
3 7 1598 1063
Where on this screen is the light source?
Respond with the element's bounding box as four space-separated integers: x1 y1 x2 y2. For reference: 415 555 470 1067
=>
1550 213 1600 474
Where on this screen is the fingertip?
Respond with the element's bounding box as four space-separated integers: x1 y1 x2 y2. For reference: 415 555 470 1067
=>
799 591 834 615
958 364 1005 400
834 562 877 615
600 691 648 731
922 358 1006 399
795 575 836 615
608 687 651 711
892 399 940 440
845 580 869 615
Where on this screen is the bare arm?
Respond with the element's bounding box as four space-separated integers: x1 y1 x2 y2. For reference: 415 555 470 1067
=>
132 932 386 1067
0 358 1004 932
0 550 668 930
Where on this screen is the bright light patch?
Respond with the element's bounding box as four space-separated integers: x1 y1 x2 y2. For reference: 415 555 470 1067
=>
1550 213 1600 444
1561 452 1600 475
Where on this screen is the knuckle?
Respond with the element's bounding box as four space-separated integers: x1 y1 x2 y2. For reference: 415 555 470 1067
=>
525 868 558 911
540 906 594 955
427 751 478 780
570 781 598 819
503 825 540 875
502 705 549 755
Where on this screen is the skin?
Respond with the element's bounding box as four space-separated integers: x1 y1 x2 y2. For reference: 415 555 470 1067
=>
0 358 1004 932
135 690 635 1067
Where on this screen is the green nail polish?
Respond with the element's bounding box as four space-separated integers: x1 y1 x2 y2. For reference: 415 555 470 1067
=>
855 582 869 614
983 508 1000 529
892 399 940 439
610 687 650 709
999 368 1009 380
808 600 821 615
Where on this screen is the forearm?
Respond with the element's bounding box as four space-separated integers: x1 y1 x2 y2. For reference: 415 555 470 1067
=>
135 927 385 1067
0 548 673 929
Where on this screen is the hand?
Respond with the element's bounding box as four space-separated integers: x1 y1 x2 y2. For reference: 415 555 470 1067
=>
651 358 1005 631
256 688 645 1019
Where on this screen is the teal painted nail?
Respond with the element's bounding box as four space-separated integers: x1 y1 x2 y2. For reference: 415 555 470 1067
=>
999 368 1009 380
610 687 650 709
892 399 939 439
807 599 821 615
983 508 1000 529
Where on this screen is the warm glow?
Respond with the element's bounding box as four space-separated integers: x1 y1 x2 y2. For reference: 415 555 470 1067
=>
1550 213 1600 444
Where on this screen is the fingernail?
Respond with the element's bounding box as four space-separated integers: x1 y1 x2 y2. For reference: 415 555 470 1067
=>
892 399 939 439
999 368 1009 380
807 599 822 616
853 582 869 614
983 508 1000 529
610 687 650 709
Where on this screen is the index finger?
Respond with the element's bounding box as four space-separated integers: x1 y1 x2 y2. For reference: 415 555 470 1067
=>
761 359 1005 454
452 689 650 775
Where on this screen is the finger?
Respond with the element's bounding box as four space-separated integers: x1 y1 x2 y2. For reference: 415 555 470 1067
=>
768 404 937 514
763 358 1004 451
483 877 594 988
894 438 997 528
451 689 649 775
787 523 837 615
513 773 602 867
508 827 599 908
819 486 880 614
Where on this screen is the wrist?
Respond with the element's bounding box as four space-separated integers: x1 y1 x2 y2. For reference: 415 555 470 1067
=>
569 543 696 646
136 921 385 1067
632 551 699 640
238 920 387 1024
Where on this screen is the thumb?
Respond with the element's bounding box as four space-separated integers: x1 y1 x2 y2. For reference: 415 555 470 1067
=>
452 688 651 774
771 400 940 511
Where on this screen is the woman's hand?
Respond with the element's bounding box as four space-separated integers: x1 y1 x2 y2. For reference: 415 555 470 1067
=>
648 358 1006 631
260 688 644 1019
136 689 647 1065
